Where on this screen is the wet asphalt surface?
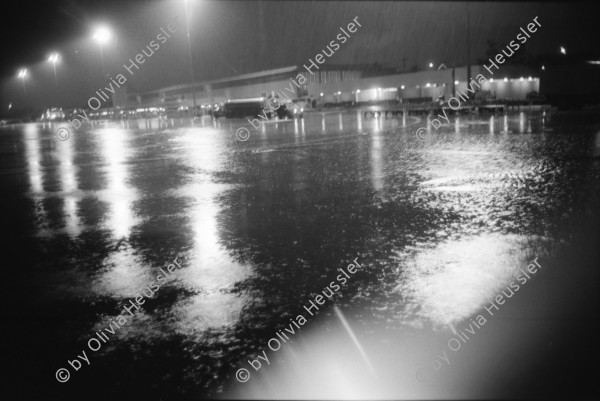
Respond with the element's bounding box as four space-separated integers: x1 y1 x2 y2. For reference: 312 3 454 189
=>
1 110 599 399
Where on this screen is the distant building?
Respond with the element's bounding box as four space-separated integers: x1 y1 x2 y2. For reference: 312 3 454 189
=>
314 64 540 104
116 63 541 110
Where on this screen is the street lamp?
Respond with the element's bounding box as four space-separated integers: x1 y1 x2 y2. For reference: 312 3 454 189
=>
93 26 112 75
184 0 197 116
48 53 59 87
17 68 28 95
560 46 566 55
428 62 434 68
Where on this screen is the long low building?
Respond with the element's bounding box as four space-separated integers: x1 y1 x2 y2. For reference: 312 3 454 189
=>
116 63 540 110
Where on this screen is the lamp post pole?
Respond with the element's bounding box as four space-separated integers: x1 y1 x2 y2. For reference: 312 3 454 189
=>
184 0 197 117
466 2 471 87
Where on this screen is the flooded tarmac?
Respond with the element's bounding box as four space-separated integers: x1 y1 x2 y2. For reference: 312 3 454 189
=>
2 110 599 399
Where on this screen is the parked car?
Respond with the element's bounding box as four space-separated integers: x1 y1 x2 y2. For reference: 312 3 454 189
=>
288 99 306 118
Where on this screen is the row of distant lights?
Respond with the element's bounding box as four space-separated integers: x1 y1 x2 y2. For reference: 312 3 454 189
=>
426 76 536 87
15 26 112 81
16 54 61 80
426 44 569 70
318 77 536 96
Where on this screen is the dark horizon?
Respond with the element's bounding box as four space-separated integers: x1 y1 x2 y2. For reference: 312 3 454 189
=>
2 1 599 110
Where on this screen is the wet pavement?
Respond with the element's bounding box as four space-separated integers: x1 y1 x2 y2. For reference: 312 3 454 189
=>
2 110 599 399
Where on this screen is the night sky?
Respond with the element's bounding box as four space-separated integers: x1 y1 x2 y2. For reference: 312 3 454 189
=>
1 1 597 109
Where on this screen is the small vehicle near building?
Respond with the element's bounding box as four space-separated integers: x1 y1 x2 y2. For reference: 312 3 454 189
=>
40 107 66 121
223 97 304 120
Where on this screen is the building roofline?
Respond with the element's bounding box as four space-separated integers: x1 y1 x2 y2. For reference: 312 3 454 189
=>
132 64 387 96
135 65 299 95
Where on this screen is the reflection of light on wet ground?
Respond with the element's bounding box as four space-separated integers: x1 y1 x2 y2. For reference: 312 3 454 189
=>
92 127 144 297
23 124 82 236
519 112 525 133
95 251 152 298
292 117 307 138
24 124 43 194
23 125 49 233
171 127 248 332
183 181 240 290
63 196 80 235
399 233 533 326
98 128 138 238
370 132 384 192
56 135 81 235
172 291 248 333
56 151 76 193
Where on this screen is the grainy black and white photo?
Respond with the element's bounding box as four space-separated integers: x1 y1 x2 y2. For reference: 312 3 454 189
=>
1 0 599 400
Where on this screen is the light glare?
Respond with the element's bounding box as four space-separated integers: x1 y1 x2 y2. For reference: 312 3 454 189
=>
93 26 112 45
